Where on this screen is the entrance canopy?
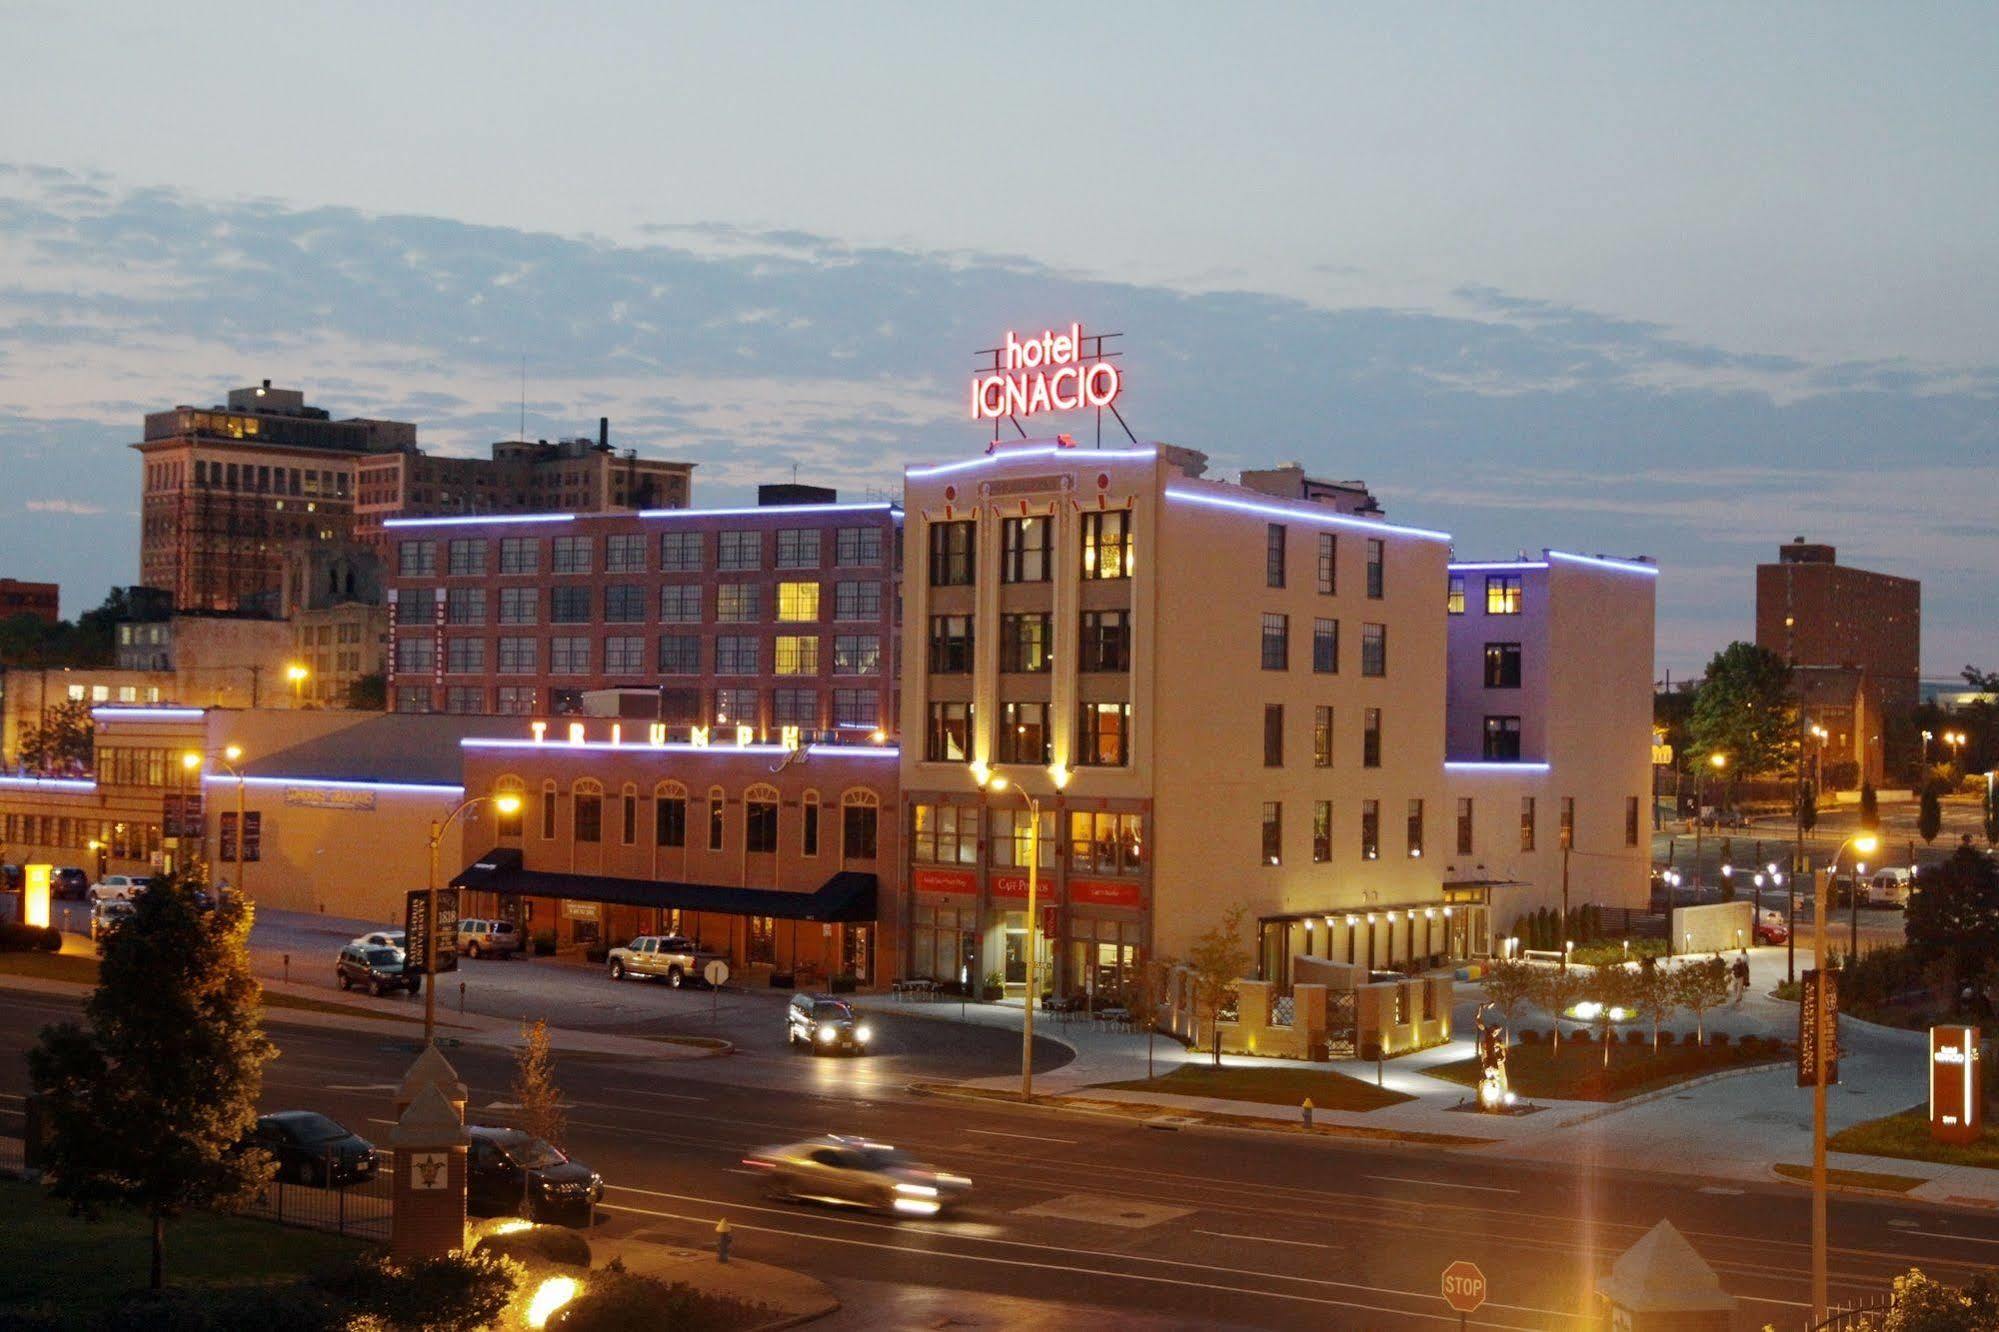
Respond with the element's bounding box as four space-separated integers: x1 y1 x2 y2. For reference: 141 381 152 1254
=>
451 848 878 923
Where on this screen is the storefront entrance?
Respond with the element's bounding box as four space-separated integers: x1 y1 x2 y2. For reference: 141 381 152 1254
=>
999 910 1050 998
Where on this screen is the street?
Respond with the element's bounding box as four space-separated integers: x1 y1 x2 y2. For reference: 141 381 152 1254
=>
3 985 1996 1329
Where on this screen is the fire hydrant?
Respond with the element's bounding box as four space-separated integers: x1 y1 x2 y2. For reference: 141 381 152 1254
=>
1301 1097 1314 1129
715 1217 732 1264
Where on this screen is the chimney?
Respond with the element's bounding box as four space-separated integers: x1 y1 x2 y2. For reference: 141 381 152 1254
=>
599 417 609 450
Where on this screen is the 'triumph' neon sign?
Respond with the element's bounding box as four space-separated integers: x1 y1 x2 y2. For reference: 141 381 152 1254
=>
971 324 1121 421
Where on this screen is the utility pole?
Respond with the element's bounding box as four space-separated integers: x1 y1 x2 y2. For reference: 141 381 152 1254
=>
1810 864 1830 1322
1560 840 1572 973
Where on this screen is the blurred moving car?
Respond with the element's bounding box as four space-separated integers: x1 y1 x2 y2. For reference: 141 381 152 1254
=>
336 943 422 996
249 1111 378 1186
606 934 726 986
456 918 521 958
787 994 871 1054
744 1136 971 1216
465 1126 602 1225
89 899 135 941
353 929 407 950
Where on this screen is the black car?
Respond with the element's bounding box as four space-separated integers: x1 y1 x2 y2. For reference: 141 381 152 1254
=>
52 868 90 901
336 944 422 996
250 1111 377 1187
466 1125 603 1226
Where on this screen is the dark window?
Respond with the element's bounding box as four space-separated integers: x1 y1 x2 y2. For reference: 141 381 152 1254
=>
550 586 592 624
1079 610 1131 671
1077 702 1131 766
1361 800 1380 860
1317 533 1336 595
1261 613 1289 670
999 613 1052 672
928 521 975 586
1521 796 1536 851
1457 797 1474 855
1482 715 1522 761
622 792 638 844
1484 642 1522 688
928 615 974 673
1266 524 1286 587
997 702 1051 764
746 798 778 853
574 791 602 844
843 803 878 859
1365 539 1385 598
604 585 646 623
1000 517 1051 583
1363 708 1382 768
1263 704 1284 767
1625 795 1640 847
708 795 725 850
802 800 820 855
1407 799 1424 859
1361 623 1386 677
1312 618 1338 673
656 796 686 848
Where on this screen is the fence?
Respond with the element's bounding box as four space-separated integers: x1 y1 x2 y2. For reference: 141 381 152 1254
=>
239 1148 394 1242
1807 1294 1891 1331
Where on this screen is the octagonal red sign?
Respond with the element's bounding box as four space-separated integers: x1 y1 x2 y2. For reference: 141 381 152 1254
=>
1441 1259 1487 1314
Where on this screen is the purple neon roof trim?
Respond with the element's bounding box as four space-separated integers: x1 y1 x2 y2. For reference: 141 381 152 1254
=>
0 775 98 792
1165 487 1452 543
91 707 205 721
203 774 465 795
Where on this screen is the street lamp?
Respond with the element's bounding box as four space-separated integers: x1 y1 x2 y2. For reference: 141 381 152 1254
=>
972 764 1068 1098
424 791 523 1043
1810 828 1877 1323
1693 752 1727 892
177 751 203 873
285 662 309 707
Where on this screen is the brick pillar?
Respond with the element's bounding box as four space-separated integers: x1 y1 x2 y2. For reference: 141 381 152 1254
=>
389 1080 469 1260
1595 1219 1737 1328
395 1042 469 1121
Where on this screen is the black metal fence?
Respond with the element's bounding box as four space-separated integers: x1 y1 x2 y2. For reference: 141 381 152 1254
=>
239 1148 394 1242
1807 1294 1892 1331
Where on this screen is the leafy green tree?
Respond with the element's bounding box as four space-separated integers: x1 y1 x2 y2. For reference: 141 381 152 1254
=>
1797 779 1818 834
1533 967 1589 1054
17 699 94 774
1847 1266 1999 1330
1904 845 1999 1008
1630 959 1679 1053
27 866 276 1289
1671 958 1731 1045
1186 903 1252 1059
346 672 387 711
1920 784 1944 845
1583 964 1640 1069
1861 782 1881 832
514 1017 566 1150
1479 959 1538 1043
1687 642 1795 777
1985 780 1998 847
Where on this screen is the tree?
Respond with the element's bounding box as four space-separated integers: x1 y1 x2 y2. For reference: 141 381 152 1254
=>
1847 1266 1999 1331
1185 903 1252 1061
1583 964 1640 1069
346 672 387 711
1919 784 1944 845
1904 845 1999 1008
17 699 93 774
1687 642 1795 777
1797 779 1818 835
1671 957 1732 1045
1479 959 1538 1042
513 1018 566 1151
1986 780 1998 847
1630 959 1679 1054
27 866 276 1289
1533 967 1590 1054
1861 782 1881 832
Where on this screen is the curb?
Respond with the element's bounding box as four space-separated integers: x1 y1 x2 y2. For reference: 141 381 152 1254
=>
1549 1057 1789 1129
1766 1163 1928 1199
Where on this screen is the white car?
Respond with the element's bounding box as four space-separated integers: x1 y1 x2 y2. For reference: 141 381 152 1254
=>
88 875 144 904
1865 868 1913 909
353 929 408 951
90 899 135 941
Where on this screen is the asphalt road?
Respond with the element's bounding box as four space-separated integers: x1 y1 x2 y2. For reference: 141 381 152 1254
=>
4 989 1998 1329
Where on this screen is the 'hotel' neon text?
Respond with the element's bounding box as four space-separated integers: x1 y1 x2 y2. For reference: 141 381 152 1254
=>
971 324 1121 421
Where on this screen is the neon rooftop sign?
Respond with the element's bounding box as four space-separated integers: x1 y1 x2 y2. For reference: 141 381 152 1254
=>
971 324 1121 421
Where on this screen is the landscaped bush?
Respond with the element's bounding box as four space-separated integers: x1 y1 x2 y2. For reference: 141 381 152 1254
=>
475 1223 591 1269
1571 1028 1592 1044
1518 1028 1541 1044
548 1269 775 1332
1623 1029 1646 1046
60 1284 347 1331
1711 1032 1731 1048
314 1249 522 1332
531 932 558 957
583 943 610 965
1656 1030 1677 1047
0 922 62 953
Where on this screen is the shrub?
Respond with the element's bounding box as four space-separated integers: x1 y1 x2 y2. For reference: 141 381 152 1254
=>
1656 1030 1677 1047
1518 1028 1542 1045
1623 1029 1646 1046
315 1250 523 1332
76 1285 346 1331
549 1270 775 1332
1571 1028 1592 1044
0 922 62 953
1710 1032 1732 1048
531 932 558 956
476 1224 592 1270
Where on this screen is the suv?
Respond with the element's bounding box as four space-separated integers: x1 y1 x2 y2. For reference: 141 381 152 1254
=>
337 943 422 996
1864 868 1914 909
457 918 521 959
53 868 92 900
788 994 872 1055
87 874 143 904
606 934 723 987
466 1125 602 1226
89 899 134 942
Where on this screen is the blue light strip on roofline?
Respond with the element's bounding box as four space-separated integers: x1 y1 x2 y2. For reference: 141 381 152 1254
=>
906 445 1158 479
202 773 465 795
383 513 576 529
1444 761 1554 774
1547 550 1659 576
91 707 206 721
461 738 900 757
1448 561 1549 573
0 775 98 793
635 502 901 519
1164 487 1453 543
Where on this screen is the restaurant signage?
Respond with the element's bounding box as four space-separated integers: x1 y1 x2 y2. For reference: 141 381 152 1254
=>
912 867 976 896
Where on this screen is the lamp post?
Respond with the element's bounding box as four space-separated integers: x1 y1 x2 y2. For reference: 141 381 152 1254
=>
973 765 1067 1098
177 751 203 873
1811 829 1878 1323
1944 729 1967 777
1693 752 1727 892
425 792 522 1044
285 662 309 707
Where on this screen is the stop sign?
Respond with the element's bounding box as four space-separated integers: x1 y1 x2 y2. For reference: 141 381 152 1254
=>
1441 1259 1487 1314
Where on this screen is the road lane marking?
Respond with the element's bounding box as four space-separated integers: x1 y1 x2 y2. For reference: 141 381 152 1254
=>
1902 1230 1999 1247
615 1088 709 1102
1194 1229 1338 1250
327 1083 398 1093
1366 1175 1518 1195
1697 1186 1744 1195
968 1128 1076 1145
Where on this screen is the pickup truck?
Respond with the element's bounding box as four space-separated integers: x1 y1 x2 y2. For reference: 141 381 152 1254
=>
605 934 727 988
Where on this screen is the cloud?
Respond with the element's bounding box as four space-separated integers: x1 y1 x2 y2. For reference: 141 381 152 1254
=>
24 498 106 515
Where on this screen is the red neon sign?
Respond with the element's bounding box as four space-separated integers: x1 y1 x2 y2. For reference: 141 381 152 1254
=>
971 324 1121 421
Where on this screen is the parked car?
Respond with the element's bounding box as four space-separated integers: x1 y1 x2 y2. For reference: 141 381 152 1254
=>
89 899 135 941
465 1125 602 1225
744 1135 971 1216
87 874 143 904
1864 868 1914 909
1754 920 1790 946
53 867 92 900
336 943 421 996
787 994 872 1054
248 1111 378 1187
352 929 407 951
606 934 725 987
1 864 20 893
456 918 521 959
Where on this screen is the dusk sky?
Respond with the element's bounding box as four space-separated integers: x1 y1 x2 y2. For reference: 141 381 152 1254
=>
2 2 1993 679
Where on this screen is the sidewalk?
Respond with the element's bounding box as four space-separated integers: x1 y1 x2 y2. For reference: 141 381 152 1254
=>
594 1221 838 1328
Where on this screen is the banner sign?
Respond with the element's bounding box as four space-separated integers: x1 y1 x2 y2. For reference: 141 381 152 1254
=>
404 888 459 976
1798 968 1840 1087
220 812 266 864
284 786 376 812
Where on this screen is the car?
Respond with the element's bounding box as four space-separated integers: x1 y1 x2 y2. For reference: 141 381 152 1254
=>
1864 868 1914 909
89 899 135 941
465 1125 602 1225
86 874 142 904
1 864 20 893
606 934 725 987
336 943 422 996
1754 921 1790 946
53 867 92 900
248 1111 378 1187
744 1136 971 1216
457 918 522 959
352 929 407 951
787 994 872 1054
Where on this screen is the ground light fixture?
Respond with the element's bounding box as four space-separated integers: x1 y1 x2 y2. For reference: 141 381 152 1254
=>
525 1275 579 1328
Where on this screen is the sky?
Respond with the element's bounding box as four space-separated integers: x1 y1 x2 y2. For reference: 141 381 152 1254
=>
0 2 1993 679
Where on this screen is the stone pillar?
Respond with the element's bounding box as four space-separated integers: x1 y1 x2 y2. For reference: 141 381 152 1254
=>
1235 979 1272 1028
1595 1219 1737 1329
396 1043 469 1121
390 1079 470 1261
1292 984 1328 1060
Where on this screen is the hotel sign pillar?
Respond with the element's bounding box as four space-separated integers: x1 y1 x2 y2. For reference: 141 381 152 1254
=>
1930 1025 1982 1145
389 1082 468 1260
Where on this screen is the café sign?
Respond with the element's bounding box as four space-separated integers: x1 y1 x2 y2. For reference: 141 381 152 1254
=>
971 324 1121 421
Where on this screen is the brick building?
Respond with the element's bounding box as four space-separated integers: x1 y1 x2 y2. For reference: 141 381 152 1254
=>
0 580 59 624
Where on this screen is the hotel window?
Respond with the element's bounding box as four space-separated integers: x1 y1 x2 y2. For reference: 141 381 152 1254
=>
802 795 821 856
773 687 817 727
832 635 880 675
1361 800 1380 860
1266 523 1287 587
999 613 1052 673
1263 704 1284 767
715 635 760 675
399 540 437 576
1486 574 1522 614
1081 510 1132 580
541 782 558 840
708 789 726 851
499 536 539 574
657 635 701 674
498 587 537 624
1314 705 1333 768
1312 618 1339 674
1560 796 1575 849
1361 539 1385 600
497 685 536 715
928 615 974 673
604 635 645 674
1079 701 1131 766
550 636 591 674
925 702 973 763
1457 797 1474 855
1261 613 1289 670
713 688 757 727
718 530 762 571
550 586 592 623
605 533 645 572
659 530 703 572
911 802 978 864
776 581 820 622
1408 799 1424 858
656 790 687 847
552 535 593 574
775 528 821 569
1482 715 1522 761
1000 516 1051 583
1447 574 1465 615
1521 796 1536 851
660 584 702 622
1070 810 1143 874
775 635 819 675
604 585 646 623
446 587 487 625
574 783 603 844
446 538 486 576
446 637 485 674
745 792 779 854
1363 708 1382 768
834 580 882 620
444 687 484 714
998 701 1051 764
990 807 1055 869
1626 795 1641 847
835 526 883 567
498 636 537 674
1484 642 1522 688
1361 623 1386 676
716 583 760 623
1261 802 1282 866
929 521 975 586
1317 532 1336 595
1079 609 1131 671
394 638 434 674
833 689 878 730
841 793 879 860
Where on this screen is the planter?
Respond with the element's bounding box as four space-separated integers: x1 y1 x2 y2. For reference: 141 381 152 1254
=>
770 971 795 989
829 974 858 994
981 985 1004 1002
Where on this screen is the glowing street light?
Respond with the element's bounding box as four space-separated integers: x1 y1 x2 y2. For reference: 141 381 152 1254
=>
423 791 523 1043
971 762 1069 1097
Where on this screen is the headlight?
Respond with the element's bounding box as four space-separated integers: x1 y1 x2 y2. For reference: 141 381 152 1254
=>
893 1182 939 1198
855 1025 873 1043
816 1027 835 1043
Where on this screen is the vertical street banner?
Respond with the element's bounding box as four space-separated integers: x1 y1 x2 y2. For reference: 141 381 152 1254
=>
219 812 237 862
242 811 262 862
405 887 460 976
1798 968 1841 1087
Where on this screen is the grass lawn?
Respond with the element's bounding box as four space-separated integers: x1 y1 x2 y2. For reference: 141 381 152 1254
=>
1772 1163 1927 1194
0 952 420 1025
0 1178 363 1319
1094 1063 1413 1111
1831 1107 1999 1170
1427 1039 1783 1102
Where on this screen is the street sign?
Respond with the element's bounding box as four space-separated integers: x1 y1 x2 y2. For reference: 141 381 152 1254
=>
1798 968 1840 1087
404 888 460 977
703 959 731 989
1441 1259 1487 1314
